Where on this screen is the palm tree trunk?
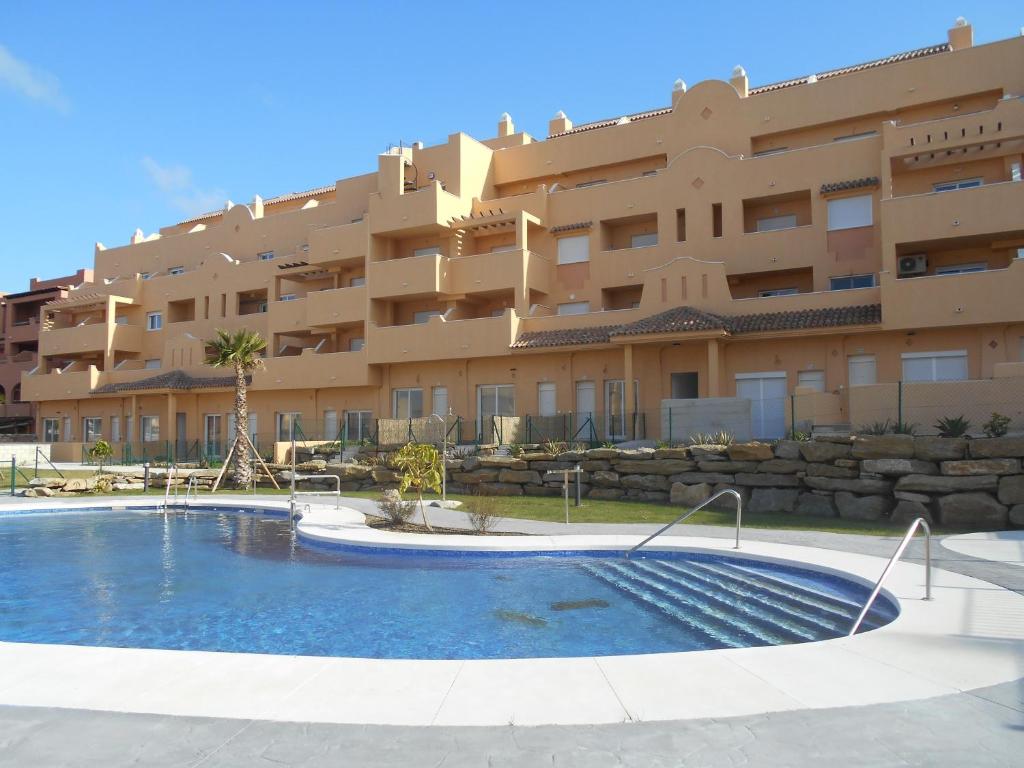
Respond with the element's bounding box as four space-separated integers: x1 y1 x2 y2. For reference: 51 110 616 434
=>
418 491 433 531
234 363 253 488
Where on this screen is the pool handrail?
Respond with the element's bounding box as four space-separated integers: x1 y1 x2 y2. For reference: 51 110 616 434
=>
848 516 931 636
163 465 177 511
183 472 199 509
626 488 742 558
291 474 342 509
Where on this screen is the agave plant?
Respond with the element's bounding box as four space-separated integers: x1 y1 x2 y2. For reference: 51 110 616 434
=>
934 415 970 438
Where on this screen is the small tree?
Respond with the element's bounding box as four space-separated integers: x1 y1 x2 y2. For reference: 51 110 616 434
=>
205 329 266 488
394 441 442 532
88 439 113 472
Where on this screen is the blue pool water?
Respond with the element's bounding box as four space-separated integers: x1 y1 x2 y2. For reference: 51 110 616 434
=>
0 508 897 659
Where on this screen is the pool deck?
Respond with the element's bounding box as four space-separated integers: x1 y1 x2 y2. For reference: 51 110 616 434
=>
1 495 1023 765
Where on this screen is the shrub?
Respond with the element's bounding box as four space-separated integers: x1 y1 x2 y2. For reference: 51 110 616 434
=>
88 440 113 471
689 430 734 446
934 415 971 438
787 430 811 442
508 443 524 458
376 489 413 525
542 439 568 455
892 421 919 436
858 420 892 436
467 492 500 534
983 412 1011 438
393 442 443 531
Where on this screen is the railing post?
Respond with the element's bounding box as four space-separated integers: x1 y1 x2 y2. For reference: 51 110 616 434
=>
9 456 14 496
898 379 903 428
668 407 673 445
790 393 796 438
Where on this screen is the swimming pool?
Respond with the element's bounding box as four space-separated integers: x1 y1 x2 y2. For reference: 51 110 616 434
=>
0 506 897 659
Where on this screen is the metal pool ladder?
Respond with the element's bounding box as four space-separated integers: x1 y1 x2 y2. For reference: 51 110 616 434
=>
848 516 932 636
626 488 743 558
183 472 199 509
162 465 178 512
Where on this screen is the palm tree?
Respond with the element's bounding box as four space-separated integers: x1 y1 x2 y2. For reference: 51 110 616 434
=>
205 329 266 488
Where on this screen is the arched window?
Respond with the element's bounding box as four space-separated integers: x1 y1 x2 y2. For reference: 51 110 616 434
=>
11 384 21 403
0 385 6 404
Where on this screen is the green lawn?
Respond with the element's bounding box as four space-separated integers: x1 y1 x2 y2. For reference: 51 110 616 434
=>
2 470 918 536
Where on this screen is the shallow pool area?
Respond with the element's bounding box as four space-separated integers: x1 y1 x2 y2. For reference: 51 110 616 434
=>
0 507 896 659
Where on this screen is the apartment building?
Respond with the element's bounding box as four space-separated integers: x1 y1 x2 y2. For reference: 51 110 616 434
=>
0 270 92 434
23 18 1024 455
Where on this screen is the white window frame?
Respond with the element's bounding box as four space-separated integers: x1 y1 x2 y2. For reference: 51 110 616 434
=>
348 338 365 351
392 388 423 419
827 194 873 231
42 417 60 443
413 310 441 325
62 416 72 442
204 414 223 455
489 243 517 253
279 293 297 302
829 274 875 291
537 382 556 417
796 370 826 392
557 301 590 315
847 354 877 387
140 415 160 443
144 359 161 369
604 379 639 441
412 246 442 258
258 251 275 261
758 288 798 297
110 415 121 443
901 350 968 382
935 263 986 276
168 266 185 276
431 386 449 418
933 178 982 193
556 234 590 265
349 276 366 287
755 214 797 233
477 384 515 435
82 417 103 442
146 311 163 331
345 410 373 441
323 410 338 441
629 232 658 249
276 412 302 441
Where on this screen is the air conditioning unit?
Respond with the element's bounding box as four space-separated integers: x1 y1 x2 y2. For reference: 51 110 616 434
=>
898 254 928 276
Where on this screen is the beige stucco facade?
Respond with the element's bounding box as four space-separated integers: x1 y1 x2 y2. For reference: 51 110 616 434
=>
22 19 1024 454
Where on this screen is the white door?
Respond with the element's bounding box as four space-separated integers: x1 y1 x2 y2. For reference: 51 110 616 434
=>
323 410 338 441
848 354 877 387
736 373 787 439
431 387 448 418
575 381 596 440
204 414 222 458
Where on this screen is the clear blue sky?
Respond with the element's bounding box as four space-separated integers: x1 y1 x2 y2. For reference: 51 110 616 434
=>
1 1 1020 293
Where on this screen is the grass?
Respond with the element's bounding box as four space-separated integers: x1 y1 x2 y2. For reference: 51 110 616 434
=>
2 469 921 537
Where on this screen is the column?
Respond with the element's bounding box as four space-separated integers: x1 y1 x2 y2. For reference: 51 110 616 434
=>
706 339 721 397
624 344 636 435
166 393 177 457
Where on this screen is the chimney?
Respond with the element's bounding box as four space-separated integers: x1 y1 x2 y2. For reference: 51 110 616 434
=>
497 112 515 137
671 78 687 108
730 66 749 98
948 17 973 50
130 228 145 245
251 194 264 219
548 110 572 137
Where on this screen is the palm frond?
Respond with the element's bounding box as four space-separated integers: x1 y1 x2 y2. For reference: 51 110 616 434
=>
204 329 267 372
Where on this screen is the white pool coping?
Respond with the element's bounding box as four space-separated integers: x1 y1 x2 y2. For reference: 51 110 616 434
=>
942 530 1024 568
0 497 1022 726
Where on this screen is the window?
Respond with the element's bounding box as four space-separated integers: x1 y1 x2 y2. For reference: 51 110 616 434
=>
413 246 442 258
797 370 826 392
349 276 366 287
847 354 877 387
933 178 982 193
830 274 875 290
537 382 556 417
349 338 365 351
630 232 657 249
670 372 698 399
63 416 72 442
489 244 516 253
258 251 275 261
431 386 448 418
393 388 423 419
227 413 257 444
140 415 160 443
413 310 441 324
42 418 59 443
902 351 968 382
256 301 268 313
169 266 185 276
575 380 596 423
827 194 873 231
556 234 590 265
755 215 797 232
477 384 515 437
605 379 639 440
140 272 152 280
323 410 338 440
204 414 223 456
758 288 798 297
110 416 121 443
935 263 986 275
832 130 878 143
575 179 607 188
676 208 686 242
346 411 373 441
146 312 163 331
557 301 590 315
114 315 129 325
279 294 297 302
145 359 161 369
712 203 723 238
276 412 302 441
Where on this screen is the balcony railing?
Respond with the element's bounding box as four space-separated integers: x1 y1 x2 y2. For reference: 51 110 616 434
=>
882 179 1023 244
367 311 519 364
306 285 366 327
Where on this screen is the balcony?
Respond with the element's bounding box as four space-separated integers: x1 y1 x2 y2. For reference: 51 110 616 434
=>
6 317 39 344
256 348 379 389
880 259 1024 330
366 311 520 364
267 297 308 334
21 365 100 401
306 285 366 327
882 180 1024 245
39 322 143 357
368 182 467 235
0 402 32 418
448 249 550 296
308 220 367 266
884 98 1024 159
368 253 447 299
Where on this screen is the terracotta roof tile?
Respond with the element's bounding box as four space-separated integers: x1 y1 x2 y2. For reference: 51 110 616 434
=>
820 176 880 194
549 108 672 139
750 43 950 94
92 369 248 394
512 304 882 349
549 221 593 234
